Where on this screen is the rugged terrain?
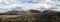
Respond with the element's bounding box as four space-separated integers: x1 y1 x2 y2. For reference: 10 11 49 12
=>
0 10 60 22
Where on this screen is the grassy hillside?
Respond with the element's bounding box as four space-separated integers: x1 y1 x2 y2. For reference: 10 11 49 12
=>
0 10 60 22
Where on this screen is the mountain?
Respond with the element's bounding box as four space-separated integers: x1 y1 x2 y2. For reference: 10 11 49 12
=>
29 9 41 13
0 10 59 15
6 10 26 15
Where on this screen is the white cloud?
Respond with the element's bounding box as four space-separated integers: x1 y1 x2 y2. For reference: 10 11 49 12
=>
0 0 60 13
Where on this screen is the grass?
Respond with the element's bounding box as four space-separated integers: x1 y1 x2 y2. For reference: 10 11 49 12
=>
0 11 60 22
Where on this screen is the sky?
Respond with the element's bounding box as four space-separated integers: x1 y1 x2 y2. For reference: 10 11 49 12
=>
0 0 60 13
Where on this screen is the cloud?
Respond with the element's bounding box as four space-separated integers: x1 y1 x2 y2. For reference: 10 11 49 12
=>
0 0 60 13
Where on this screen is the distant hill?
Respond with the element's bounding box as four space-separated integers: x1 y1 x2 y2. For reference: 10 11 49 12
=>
5 10 26 15
0 10 59 15
29 9 41 13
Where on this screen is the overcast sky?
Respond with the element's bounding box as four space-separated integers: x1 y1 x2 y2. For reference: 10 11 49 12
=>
0 0 60 13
